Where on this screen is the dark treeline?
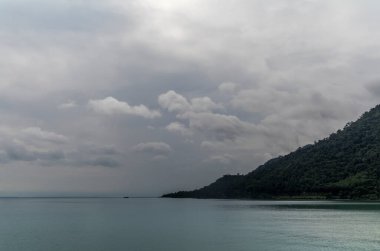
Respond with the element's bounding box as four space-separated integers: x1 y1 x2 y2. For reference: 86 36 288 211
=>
163 105 380 200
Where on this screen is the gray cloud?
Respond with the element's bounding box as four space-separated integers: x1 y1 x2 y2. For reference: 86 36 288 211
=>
0 126 121 169
186 112 254 141
85 145 118 155
0 0 126 33
205 154 236 165
166 122 193 137
83 157 120 168
159 90 254 141
58 100 77 109
133 142 172 157
0 0 379 196
366 81 380 97
3 144 38 162
218 82 238 94
0 126 67 163
20 127 68 144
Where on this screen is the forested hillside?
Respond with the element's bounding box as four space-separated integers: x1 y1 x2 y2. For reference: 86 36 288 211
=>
163 105 380 200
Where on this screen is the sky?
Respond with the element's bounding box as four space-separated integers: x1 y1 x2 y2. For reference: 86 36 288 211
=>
0 0 380 196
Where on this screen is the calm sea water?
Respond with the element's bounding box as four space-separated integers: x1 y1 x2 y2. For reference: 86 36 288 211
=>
0 198 379 251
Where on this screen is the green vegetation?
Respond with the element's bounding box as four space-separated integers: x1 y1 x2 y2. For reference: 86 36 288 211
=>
163 105 380 200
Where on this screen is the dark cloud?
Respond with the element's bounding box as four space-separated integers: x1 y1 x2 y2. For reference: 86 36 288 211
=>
0 126 121 169
3 143 65 163
4 144 37 162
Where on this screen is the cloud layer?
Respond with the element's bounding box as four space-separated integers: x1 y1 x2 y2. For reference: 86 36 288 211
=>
0 0 379 196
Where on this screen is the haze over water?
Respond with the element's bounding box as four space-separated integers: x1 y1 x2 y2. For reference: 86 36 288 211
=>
0 198 378 251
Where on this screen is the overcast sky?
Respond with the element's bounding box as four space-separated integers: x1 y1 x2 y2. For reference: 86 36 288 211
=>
0 0 379 196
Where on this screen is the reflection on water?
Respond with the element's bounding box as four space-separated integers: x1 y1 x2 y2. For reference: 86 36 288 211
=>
216 200 380 211
256 201 380 211
0 198 378 251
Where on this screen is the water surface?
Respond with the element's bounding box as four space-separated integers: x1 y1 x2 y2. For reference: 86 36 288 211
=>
0 198 378 251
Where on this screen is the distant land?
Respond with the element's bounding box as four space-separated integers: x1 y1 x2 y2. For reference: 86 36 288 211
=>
163 105 380 200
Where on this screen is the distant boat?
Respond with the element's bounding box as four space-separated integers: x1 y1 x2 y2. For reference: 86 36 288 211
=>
123 196 129 198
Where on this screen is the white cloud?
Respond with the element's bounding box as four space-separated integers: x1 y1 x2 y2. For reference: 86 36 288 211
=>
159 90 255 141
158 90 191 113
88 97 161 119
190 97 223 112
159 90 245 141
158 90 222 114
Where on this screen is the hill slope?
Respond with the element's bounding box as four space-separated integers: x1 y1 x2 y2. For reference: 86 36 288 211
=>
163 105 380 200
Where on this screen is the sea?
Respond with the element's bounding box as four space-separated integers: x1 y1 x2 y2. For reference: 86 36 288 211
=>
0 198 378 251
